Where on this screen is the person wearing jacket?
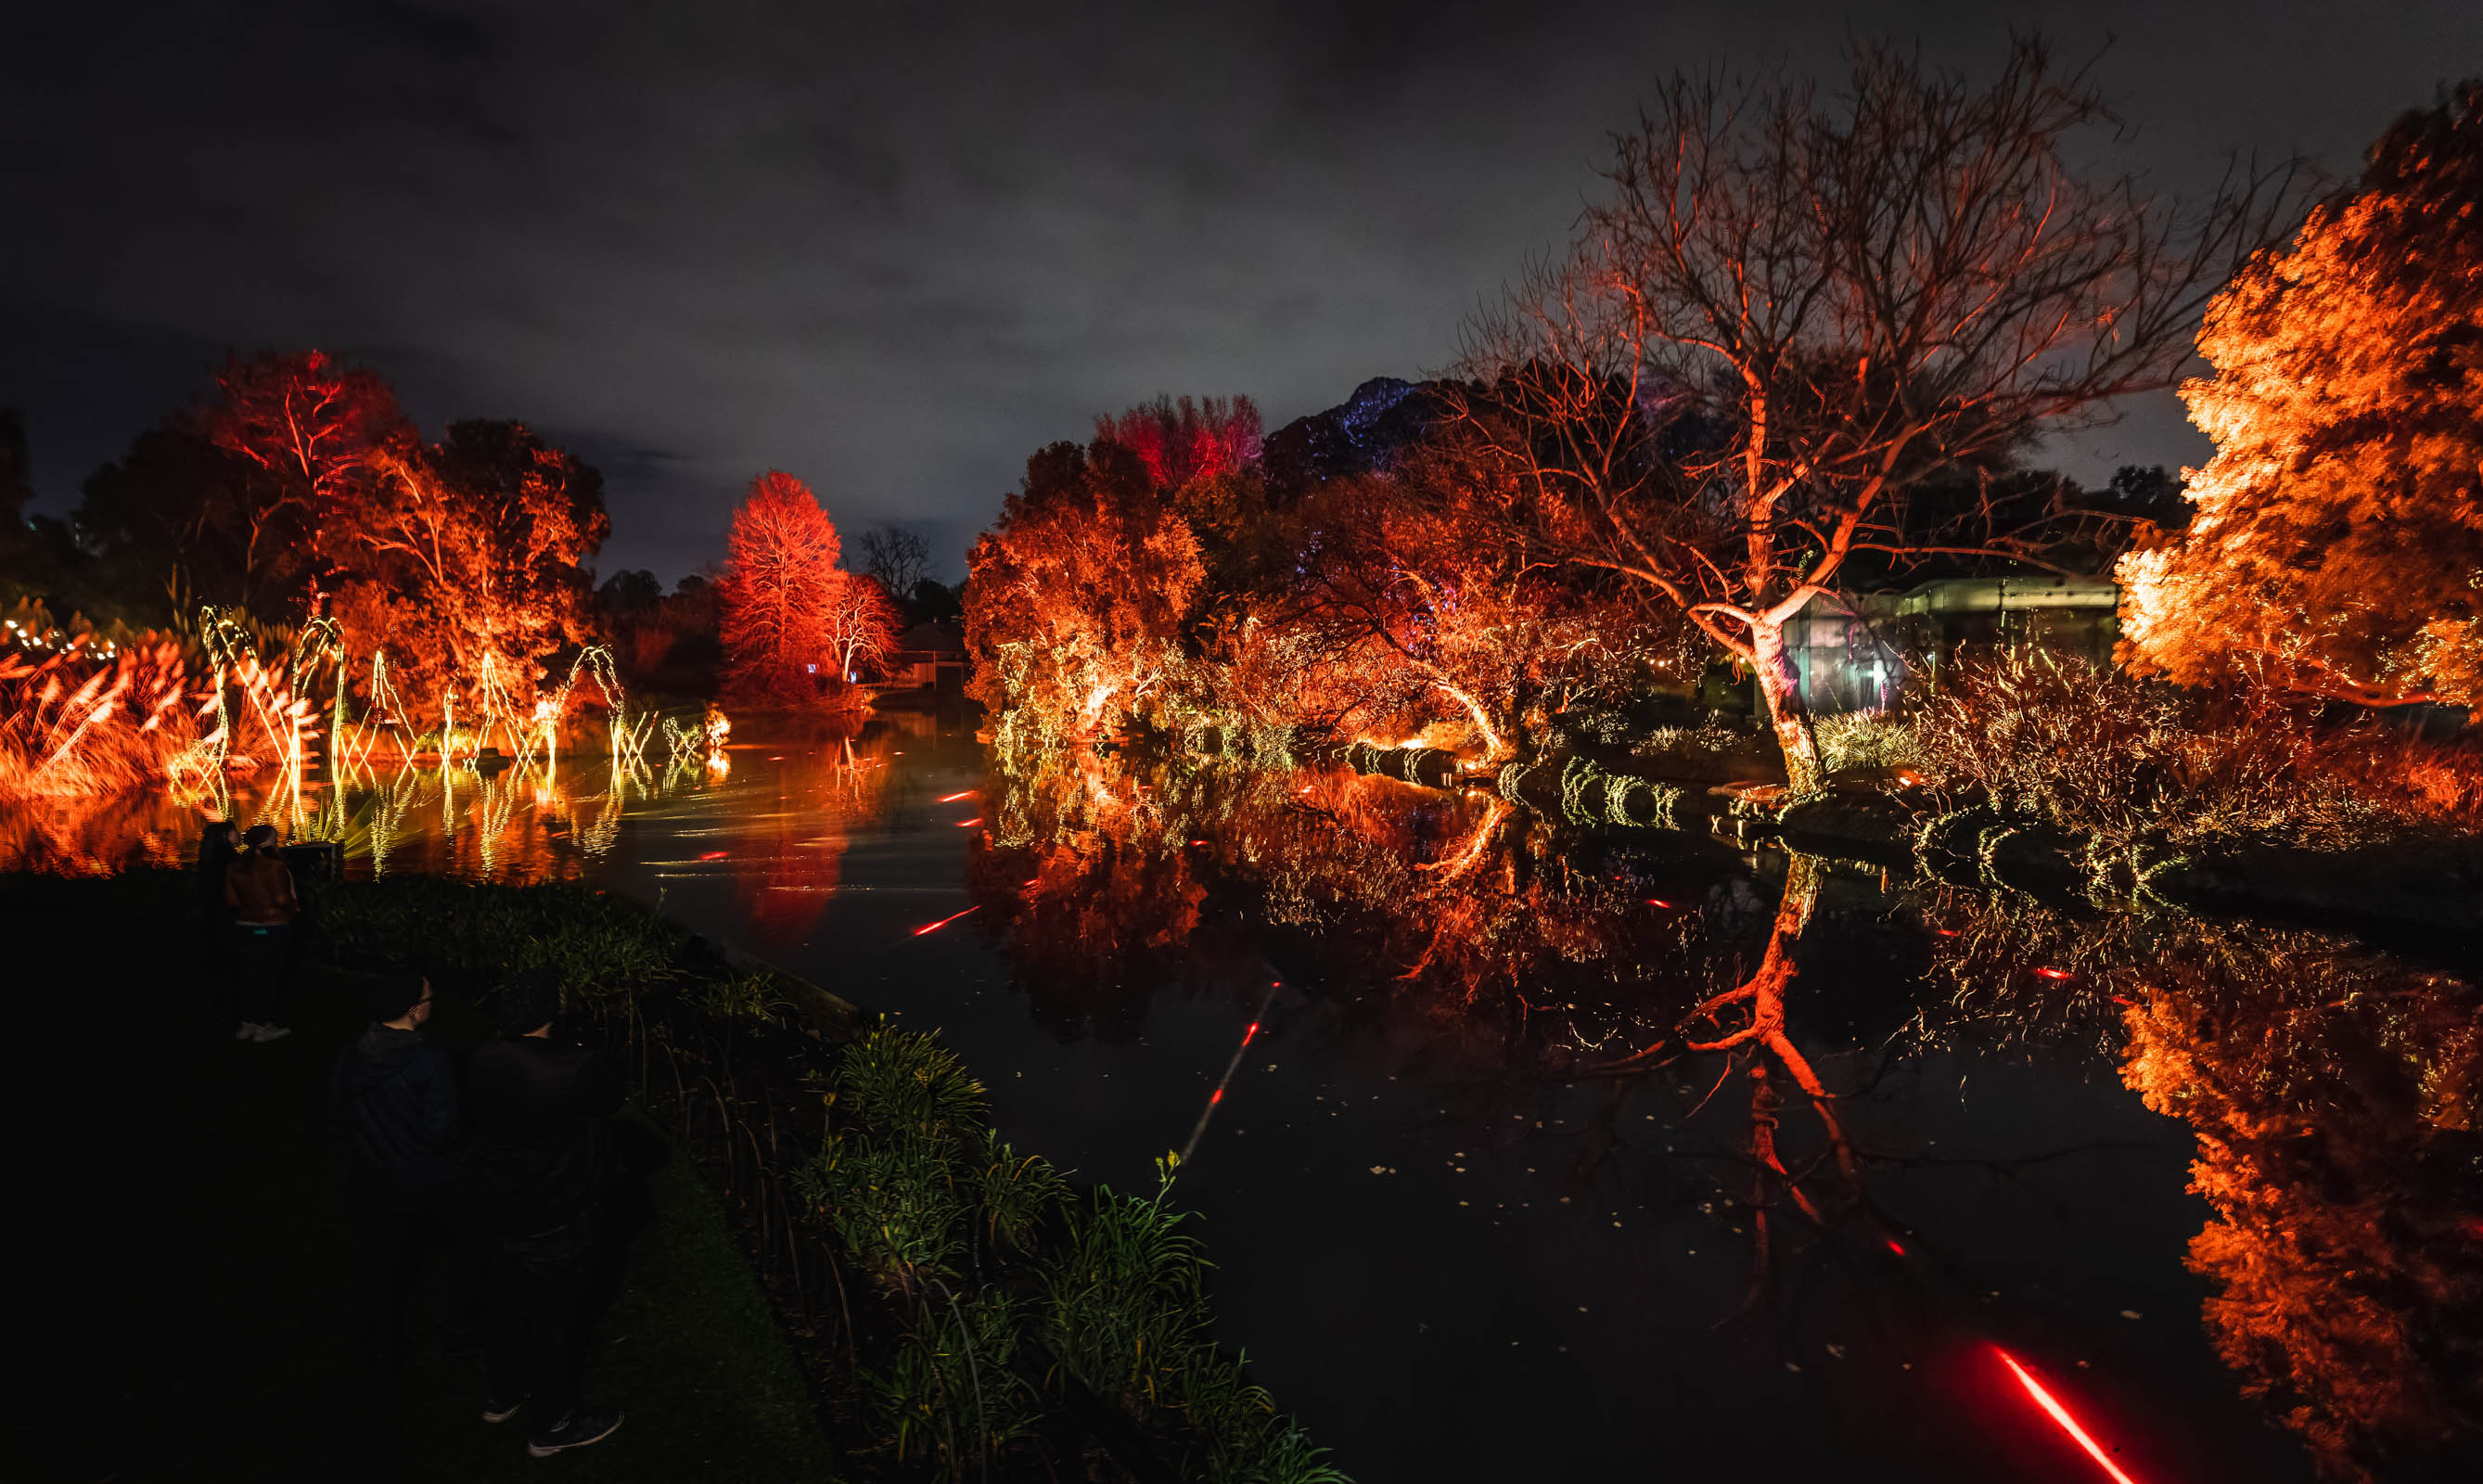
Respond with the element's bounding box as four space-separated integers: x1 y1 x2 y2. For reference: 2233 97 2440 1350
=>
469 970 625 1458
328 971 480 1378
223 824 297 1042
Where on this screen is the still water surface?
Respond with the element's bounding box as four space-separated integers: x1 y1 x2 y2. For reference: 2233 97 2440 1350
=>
10 716 2476 1483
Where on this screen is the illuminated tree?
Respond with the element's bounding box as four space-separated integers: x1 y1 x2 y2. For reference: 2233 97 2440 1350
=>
198 350 413 605
715 471 845 704
1463 38 2288 790
2120 83 2483 708
964 441 1206 743
332 420 608 723
1094 395 1262 490
1278 473 1635 759
824 569 900 683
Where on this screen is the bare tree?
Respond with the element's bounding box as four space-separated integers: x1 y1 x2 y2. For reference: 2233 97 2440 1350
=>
1454 37 2295 789
859 524 931 601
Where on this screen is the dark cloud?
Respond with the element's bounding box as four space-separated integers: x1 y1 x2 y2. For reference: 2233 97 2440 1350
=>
5 1 2477 582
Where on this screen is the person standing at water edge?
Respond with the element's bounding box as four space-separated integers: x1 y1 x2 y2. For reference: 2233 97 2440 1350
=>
192 820 240 1024
470 970 626 1457
330 971 482 1378
223 824 296 1043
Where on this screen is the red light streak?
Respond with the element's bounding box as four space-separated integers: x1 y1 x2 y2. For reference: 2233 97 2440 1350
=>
1886 1238 1906 1256
1646 898 1672 908
1178 982 1284 1168
937 790 976 802
698 850 728 861
913 905 979 936
2034 966 2074 979
1997 1350 2141 1484
1934 928 1960 937
955 816 983 826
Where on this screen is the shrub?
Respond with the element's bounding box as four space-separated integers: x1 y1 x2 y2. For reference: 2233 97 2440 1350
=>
1901 649 2476 886
1814 710 1918 774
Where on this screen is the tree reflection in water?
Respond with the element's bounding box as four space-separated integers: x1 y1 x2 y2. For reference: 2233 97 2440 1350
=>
1918 889 2483 1482
972 744 2482 1482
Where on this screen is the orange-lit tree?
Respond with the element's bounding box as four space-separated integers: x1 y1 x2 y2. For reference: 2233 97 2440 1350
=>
965 441 1206 744
332 421 608 726
2120 83 2483 708
715 471 845 704
1461 38 2289 790
1275 472 1632 760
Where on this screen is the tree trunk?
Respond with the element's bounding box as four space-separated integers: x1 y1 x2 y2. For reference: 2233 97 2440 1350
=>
1748 620 1823 795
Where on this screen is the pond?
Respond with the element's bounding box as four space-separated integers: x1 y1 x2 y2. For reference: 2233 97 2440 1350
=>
8 719 2476 1483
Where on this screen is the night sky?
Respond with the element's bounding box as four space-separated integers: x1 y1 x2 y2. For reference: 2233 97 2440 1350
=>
6 2 2477 582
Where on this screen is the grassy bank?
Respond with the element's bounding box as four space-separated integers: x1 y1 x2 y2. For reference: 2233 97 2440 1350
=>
311 874 1345 1483
3 870 830 1484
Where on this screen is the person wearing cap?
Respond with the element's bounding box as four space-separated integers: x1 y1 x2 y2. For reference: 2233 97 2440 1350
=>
468 970 626 1457
328 971 480 1378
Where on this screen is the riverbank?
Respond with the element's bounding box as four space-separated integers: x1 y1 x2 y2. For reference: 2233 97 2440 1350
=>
2 870 831 1483
1299 738 2483 938
2 866 1345 1482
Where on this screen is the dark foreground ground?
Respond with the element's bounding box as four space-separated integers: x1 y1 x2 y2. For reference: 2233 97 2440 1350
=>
3 871 834 1483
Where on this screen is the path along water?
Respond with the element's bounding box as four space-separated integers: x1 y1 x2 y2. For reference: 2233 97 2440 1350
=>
10 714 2477 1483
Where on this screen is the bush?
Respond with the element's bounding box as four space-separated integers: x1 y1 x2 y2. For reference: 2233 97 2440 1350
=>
1902 649 2477 886
1814 710 1918 774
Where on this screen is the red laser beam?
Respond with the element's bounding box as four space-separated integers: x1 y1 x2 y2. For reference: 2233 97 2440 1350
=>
698 850 728 861
1997 1350 2140 1484
937 790 976 802
2033 966 2075 980
1178 984 1283 1167
913 906 979 936
1646 898 1672 908
955 817 982 826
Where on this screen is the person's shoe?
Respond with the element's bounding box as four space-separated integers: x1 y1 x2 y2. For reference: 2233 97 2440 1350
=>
254 1023 293 1043
481 1396 525 1424
526 1407 622 1457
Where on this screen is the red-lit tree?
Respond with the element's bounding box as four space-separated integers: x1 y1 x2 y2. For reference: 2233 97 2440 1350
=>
1094 394 1262 490
199 350 413 605
716 471 845 704
2119 83 2483 708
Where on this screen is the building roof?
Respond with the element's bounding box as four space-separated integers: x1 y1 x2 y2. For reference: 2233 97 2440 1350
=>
894 620 966 655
